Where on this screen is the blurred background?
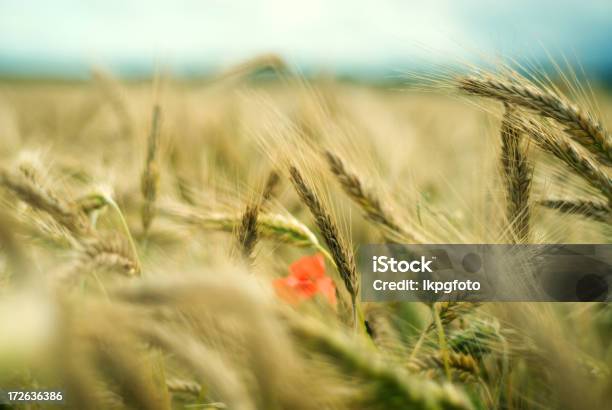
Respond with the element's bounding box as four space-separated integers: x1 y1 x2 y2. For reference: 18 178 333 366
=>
1 0 612 82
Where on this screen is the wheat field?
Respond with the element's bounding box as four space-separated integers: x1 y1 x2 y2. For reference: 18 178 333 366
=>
0 60 610 409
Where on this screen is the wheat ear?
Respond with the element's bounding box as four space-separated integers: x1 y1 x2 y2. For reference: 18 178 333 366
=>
237 172 279 260
288 166 359 312
166 378 202 396
262 170 281 204
81 236 140 276
412 352 480 383
520 119 612 203
237 203 260 260
0 168 91 237
324 150 424 242
499 105 532 242
459 75 612 166
539 199 611 223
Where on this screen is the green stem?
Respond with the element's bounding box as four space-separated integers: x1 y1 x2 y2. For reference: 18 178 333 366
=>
315 244 335 268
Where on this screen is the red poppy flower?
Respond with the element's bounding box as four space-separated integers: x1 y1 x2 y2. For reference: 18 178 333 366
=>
273 253 337 306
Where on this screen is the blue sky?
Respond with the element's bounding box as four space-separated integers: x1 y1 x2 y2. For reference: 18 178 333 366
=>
1 0 611 78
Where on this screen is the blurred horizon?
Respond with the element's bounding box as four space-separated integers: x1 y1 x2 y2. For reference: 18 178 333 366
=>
2 0 612 82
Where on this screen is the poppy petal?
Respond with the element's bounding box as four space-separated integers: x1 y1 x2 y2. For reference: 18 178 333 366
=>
316 277 337 306
289 253 325 280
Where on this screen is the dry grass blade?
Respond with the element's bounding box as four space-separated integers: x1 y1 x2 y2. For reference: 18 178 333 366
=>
288 166 358 310
459 75 612 166
324 150 424 242
539 199 611 222
499 105 532 242
141 103 162 234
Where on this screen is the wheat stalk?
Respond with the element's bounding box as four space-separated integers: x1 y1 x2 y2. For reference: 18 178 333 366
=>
288 313 473 409
160 204 321 249
288 166 359 314
141 103 162 234
499 105 532 242
77 194 108 215
410 302 481 363
459 75 612 166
